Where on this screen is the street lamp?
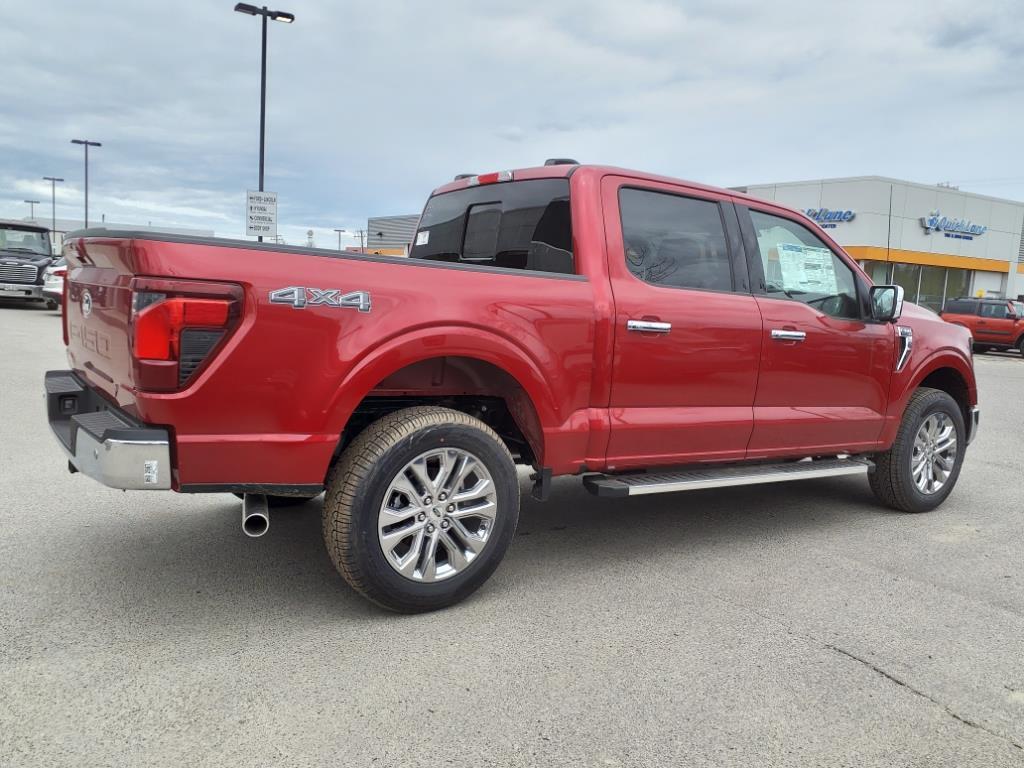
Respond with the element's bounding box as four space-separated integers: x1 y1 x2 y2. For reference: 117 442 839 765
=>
42 177 64 242
70 139 101 228
233 3 294 242
24 200 40 220
333 228 347 251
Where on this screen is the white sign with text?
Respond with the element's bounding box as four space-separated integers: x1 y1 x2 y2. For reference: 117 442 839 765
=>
246 190 278 238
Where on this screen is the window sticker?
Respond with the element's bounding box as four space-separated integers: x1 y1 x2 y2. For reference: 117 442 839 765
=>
775 242 838 294
415 230 429 246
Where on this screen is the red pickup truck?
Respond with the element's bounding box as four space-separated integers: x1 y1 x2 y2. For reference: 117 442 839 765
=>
46 161 979 612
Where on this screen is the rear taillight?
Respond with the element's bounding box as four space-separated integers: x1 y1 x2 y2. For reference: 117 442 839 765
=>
129 278 242 392
61 274 69 345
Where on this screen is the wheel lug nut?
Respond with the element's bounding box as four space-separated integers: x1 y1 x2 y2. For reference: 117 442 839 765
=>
447 504 455 512
423 496 432 505
439 492 447 501
426 524 435 533
417 512 426 522
441 520 450 529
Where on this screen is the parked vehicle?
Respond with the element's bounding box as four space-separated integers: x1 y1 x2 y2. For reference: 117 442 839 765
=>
940 297 1024 354
42 257 66 309
0 219 58 309
45 162 979 612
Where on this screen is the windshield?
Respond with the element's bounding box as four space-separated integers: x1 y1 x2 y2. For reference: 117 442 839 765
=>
0 226 51 256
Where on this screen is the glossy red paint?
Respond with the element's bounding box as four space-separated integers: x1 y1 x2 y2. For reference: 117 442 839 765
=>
61 164 978 492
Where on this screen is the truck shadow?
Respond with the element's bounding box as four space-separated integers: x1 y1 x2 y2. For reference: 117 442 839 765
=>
71 473 887 621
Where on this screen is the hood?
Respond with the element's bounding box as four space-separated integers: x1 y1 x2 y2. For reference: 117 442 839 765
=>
0 251 53 269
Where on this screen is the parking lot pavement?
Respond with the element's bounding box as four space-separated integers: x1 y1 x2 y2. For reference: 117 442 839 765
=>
2 301 1023 767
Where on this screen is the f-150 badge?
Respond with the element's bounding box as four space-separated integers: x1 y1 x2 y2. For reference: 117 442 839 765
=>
269 286 371 312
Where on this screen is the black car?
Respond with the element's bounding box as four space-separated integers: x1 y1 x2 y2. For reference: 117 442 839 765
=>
0 219 58 309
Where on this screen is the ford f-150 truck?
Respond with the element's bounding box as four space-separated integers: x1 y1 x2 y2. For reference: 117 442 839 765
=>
46 161 979 612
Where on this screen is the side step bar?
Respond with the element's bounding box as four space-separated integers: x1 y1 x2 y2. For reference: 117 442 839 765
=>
583 457 873 498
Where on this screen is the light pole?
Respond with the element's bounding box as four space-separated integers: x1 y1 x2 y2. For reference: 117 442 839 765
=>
24 200 40 220
333 228 347 251
42 177 64 241
234 3 294 243
70 139 101 228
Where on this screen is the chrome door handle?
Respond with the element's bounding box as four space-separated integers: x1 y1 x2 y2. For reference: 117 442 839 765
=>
627 320 672 334
771 329 807 342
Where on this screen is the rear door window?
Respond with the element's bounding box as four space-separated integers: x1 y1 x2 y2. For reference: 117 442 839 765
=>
979 302 1008 318
618 188 734 292
410 179 573 274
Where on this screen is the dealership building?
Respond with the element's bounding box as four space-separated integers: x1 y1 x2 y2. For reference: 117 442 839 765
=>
737 176 1024 312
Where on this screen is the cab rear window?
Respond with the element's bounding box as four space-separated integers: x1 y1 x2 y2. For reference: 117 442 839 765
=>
410 179 573 274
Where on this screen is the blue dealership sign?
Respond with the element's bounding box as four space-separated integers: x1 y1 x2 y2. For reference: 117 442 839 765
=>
804 208 855 229
921 211 986 239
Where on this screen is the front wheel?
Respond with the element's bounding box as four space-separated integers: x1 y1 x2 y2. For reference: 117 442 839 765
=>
322 407 519 613
869 388 966 513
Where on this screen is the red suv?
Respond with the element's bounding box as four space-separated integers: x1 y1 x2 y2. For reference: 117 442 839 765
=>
941 297 1024 354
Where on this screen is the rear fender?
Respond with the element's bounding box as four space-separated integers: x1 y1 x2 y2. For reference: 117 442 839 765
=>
325 325 569 466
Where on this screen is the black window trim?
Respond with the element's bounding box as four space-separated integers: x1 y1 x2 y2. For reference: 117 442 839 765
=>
735 203 871 322
617 184 744 297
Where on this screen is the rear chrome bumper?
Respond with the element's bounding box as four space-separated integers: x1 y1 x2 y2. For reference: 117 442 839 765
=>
45 370 172 490
967 406 980 446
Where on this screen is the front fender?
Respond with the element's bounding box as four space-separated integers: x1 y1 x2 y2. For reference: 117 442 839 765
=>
879 342 977 447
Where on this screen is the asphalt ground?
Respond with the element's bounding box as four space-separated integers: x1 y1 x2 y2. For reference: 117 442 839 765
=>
2 299 1023 767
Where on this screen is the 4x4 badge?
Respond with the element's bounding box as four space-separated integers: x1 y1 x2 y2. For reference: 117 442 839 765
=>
269 286 371 312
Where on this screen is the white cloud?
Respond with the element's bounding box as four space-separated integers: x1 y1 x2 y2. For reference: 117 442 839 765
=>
1 0 1021 237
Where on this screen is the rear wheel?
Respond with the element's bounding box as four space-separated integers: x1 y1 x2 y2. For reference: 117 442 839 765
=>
322 406 519 613
869 388 965 513
1017 337 1024 356
45 299 58 311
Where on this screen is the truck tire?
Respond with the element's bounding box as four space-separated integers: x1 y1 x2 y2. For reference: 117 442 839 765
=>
322 406 519 612
869 388 965 513
1017 337 1024 356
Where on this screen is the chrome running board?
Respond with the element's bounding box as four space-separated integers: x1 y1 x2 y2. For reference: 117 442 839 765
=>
583 457 873 498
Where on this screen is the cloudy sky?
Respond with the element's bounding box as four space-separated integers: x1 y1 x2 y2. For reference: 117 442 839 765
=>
2 0 1022 247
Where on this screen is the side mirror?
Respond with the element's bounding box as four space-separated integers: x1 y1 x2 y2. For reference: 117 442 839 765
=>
870 285 904 322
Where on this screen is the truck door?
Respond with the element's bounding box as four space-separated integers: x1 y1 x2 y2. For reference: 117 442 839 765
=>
602 176 763 470
975 301 1016 345
737 204 895 457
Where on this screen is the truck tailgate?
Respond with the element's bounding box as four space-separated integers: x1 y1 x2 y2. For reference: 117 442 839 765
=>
64 237 138 411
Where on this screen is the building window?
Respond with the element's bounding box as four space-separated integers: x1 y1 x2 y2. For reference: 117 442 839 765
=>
918 265 946 313
945 268 971 305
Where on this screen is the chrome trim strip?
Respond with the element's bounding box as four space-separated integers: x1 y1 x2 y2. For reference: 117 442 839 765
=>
895 325 913 372
627 320 672 333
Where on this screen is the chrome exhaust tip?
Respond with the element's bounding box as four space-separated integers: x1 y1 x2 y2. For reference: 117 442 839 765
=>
242 493 270 538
